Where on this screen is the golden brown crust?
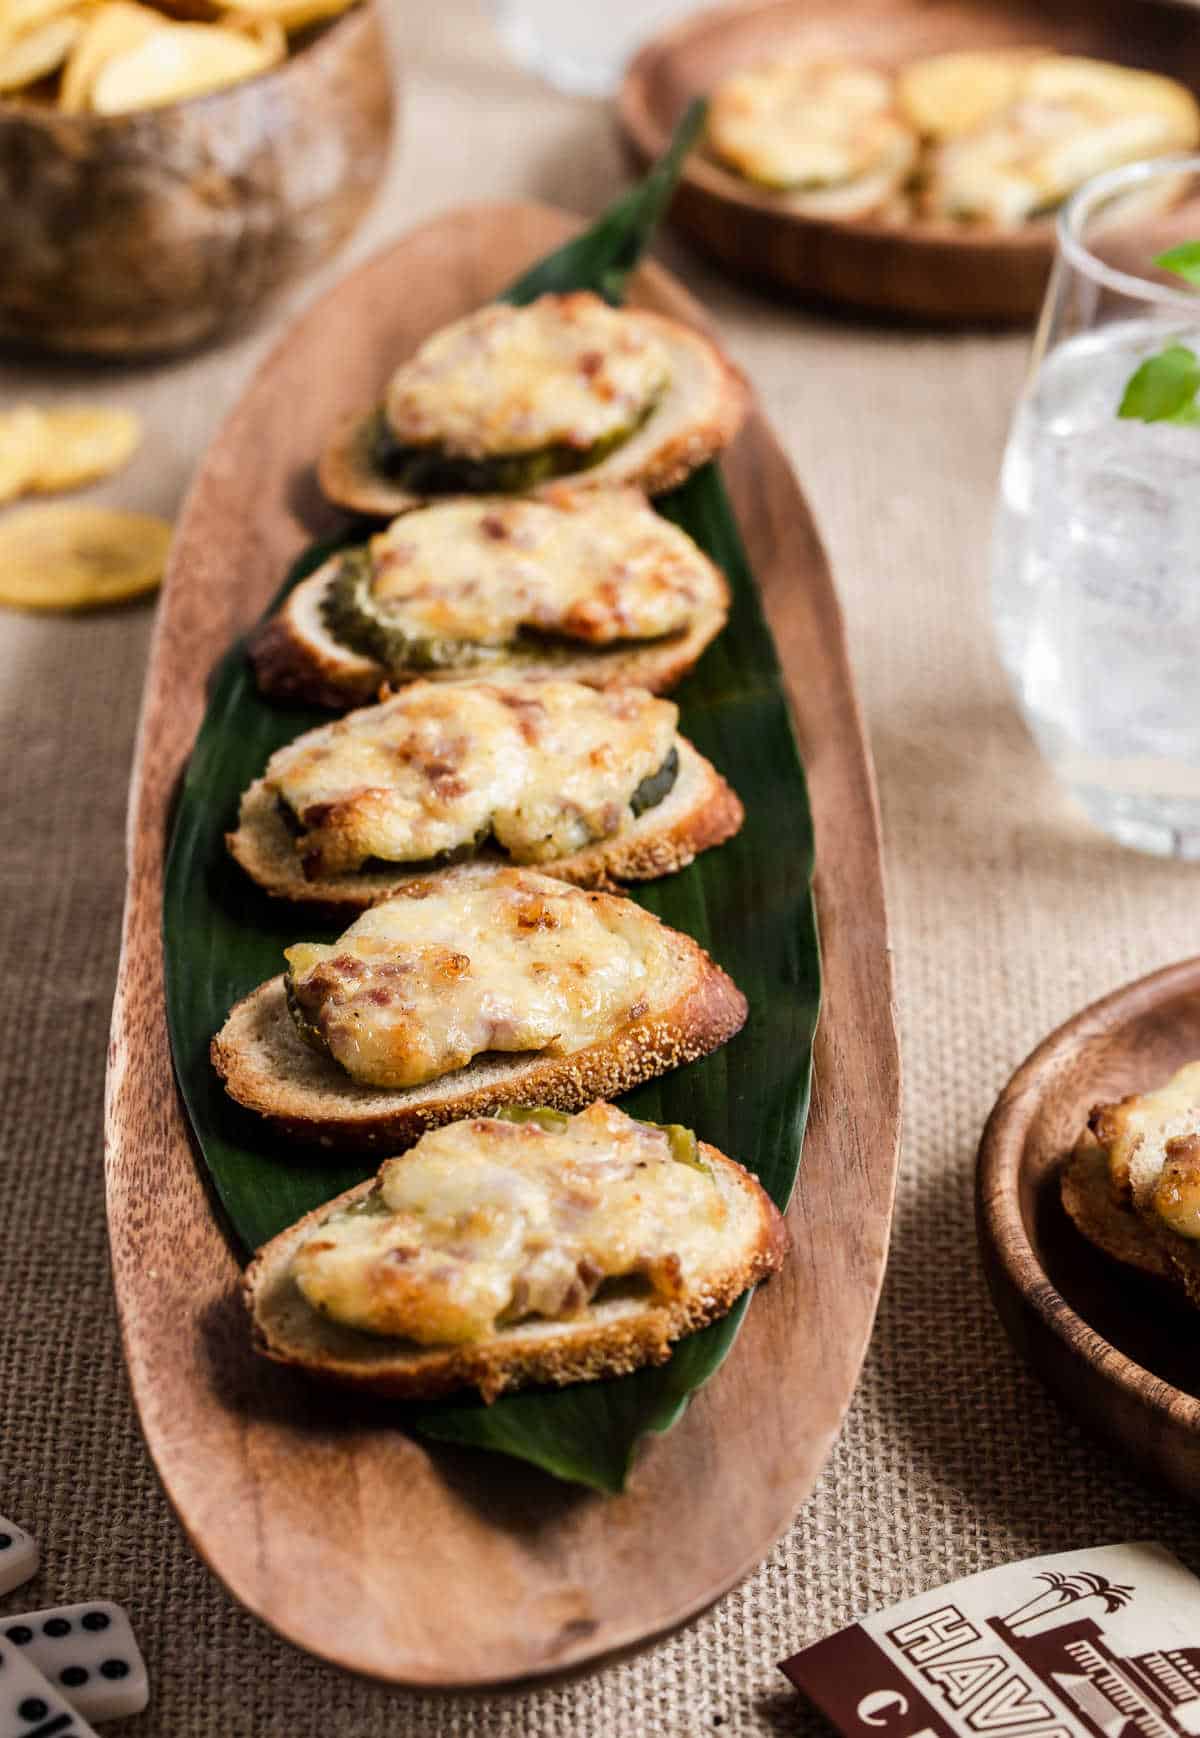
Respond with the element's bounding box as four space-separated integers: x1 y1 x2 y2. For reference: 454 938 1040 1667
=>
243 1139 787 1402
1060 1138 1172 1281
225 736 744 909
211 948 748 1152
317 313 748 517
248 556 731 710
248 597 383 711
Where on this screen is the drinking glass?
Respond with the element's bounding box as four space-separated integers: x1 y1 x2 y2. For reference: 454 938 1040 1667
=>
992 157 1200 857
488 0 692 97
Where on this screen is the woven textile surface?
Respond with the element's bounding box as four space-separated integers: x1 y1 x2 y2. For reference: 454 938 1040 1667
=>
2 4 1198 1733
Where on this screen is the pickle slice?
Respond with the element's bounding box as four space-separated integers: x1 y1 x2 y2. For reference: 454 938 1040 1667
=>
321 547 513 672
284 971 328 1058
495 1106 572 1131
368 403 654 497
629 746 679 817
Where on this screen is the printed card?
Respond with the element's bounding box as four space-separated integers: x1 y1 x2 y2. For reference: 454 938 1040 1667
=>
781 1543 1200 1738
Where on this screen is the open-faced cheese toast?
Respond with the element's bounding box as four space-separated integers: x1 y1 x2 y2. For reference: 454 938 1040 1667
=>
319 291 747 518
1063 1061 1200 1300
212 864 747 1151
228 677 743 907
249 487 731 707
245 1101 787 1401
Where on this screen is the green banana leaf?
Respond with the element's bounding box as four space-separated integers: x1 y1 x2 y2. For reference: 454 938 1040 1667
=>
163 108 821 1495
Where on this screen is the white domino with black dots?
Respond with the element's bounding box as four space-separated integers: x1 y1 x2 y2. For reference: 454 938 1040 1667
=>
0 1522 37 1600
1 1606 147 1724
0 1632 100 1738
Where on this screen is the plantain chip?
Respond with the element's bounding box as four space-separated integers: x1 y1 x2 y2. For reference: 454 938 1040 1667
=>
59 2 163 110
0 9 85 92
32 406 142 492
0 408 50 506
89 16 279 111
0 404 141 500
214 0 356 34
0 505 171 612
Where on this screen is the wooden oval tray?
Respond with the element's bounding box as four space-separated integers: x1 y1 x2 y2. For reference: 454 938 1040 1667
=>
618 0 1200 323
978 957 1200 1499
104 203 900 1686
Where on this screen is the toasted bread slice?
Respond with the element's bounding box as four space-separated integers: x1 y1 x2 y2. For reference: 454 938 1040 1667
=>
244 1111 787 1402
249 554 730 709
211 904 747 1152
1062 1066 1200 1304
1061 1137 1173 1281
318 312 747 518
227 734 743 909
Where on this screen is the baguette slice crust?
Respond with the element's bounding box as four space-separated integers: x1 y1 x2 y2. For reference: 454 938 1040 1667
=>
317 312 748 518
249 550 731 712
227 734 744 909
244 1128 787 1402
1060 1137 1173 1282
1062 1068 1200 1304
211 939 747 1152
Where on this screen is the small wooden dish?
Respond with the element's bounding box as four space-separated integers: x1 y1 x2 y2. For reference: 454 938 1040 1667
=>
618 0 1200 323
0 1 395 357
977 957 1200 1499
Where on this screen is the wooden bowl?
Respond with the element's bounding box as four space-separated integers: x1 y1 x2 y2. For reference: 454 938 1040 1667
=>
618 0 1200 323
977 958 1200 1500
0 1 395 357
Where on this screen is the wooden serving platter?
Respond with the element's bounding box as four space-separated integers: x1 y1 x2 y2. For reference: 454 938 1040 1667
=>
978 958 1200 1500
618 0 1200 323
104 203 900 1685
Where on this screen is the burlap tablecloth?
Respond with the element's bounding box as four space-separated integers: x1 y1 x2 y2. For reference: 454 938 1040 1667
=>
3 5 1199 1732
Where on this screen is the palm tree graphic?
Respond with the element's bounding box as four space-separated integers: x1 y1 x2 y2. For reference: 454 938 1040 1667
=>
1003 1571 1135 1637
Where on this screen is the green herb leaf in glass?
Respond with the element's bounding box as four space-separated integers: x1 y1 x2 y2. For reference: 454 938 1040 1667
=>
1118 343 1200 425
1155 239 1200 286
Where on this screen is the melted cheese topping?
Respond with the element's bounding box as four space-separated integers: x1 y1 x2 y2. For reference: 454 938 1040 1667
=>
266 679 677 875
366 488 715 647
927 59 1199 224
708 58 914 190
285 865 673 1088
1094 1061 1200 1239
383 293 670 458
291 1103 728 1344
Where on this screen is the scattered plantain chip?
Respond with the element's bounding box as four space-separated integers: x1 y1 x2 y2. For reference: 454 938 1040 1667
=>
0 505 171 612
0 404 142 501
0 407 50 505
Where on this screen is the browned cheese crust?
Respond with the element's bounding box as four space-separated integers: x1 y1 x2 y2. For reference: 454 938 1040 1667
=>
243 1141 788 1401
317 312 748 517
225 736 744 910
211 948 748 1152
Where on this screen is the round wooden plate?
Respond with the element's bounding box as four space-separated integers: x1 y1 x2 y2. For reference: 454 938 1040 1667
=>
618 0 1200 323
977 957 1200 1499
